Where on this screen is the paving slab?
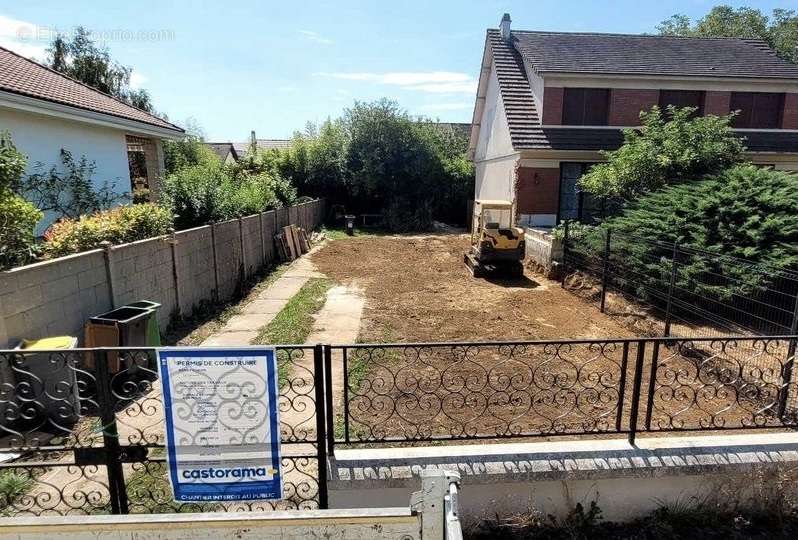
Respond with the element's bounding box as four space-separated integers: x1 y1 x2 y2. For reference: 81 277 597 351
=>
201 331 259 346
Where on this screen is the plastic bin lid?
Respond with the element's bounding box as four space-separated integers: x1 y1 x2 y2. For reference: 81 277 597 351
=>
21 336 77 350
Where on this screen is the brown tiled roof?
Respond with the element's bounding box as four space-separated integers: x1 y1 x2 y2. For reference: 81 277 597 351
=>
0 46 183 132
512 31 798 79
484 29 798 153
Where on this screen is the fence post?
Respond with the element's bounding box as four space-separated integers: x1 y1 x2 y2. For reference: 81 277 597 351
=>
238 217 247 279
627 340 647 447
560 221 570 288
323 345 335 458
101 241 117 309
663 242 679 337
600 229 612 313
778 295 798 419
168 230 181 318
313 344 329 509
94 349 129 514
259 212 267 268
210 222 220 302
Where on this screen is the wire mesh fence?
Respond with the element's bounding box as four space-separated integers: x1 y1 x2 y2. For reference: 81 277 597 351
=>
561 223 798 340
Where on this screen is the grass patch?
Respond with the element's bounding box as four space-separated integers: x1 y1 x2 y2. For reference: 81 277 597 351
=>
320 226 391 241
0 471 33 513
254 278 334 385
123 459 219 514
255 278 333 345
163 261 291 346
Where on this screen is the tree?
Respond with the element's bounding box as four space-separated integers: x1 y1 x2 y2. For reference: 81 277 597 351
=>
47 27 155 112
579 106 744 200
658 6 798 63
0 132 42 269
592 165 798 305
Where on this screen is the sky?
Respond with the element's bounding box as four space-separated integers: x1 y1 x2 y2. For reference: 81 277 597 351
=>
0 1 791 141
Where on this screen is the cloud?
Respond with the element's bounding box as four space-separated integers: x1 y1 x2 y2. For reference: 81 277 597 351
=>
317 71 477 94
419 102 473 111
129 71 148 89
299 30 333 45
0 14 48 60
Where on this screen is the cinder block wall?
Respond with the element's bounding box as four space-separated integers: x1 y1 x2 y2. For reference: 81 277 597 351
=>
0 200 325 347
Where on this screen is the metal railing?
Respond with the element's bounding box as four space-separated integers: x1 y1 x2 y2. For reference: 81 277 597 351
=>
329 336 798 452
560 224 798 339
1 335 797 516
0 346 327 516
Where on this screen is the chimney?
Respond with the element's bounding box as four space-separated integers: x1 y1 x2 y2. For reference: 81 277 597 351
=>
500 13 511 42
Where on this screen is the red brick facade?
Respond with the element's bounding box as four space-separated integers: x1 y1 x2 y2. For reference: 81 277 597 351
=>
515 167 560 215
783 93 798 129
542 87 564 125
608 89 659 126
704 91 731 116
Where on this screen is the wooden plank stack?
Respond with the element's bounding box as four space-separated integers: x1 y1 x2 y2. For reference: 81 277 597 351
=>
274 225 311 261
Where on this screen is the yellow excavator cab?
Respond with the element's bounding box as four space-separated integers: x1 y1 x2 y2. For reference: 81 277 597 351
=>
465 200 525 278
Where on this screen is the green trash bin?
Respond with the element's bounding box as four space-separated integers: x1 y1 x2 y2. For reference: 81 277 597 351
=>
125 300 162 346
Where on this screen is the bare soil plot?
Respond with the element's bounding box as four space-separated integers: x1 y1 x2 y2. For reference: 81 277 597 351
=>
310 234 796 442
310 234 634 343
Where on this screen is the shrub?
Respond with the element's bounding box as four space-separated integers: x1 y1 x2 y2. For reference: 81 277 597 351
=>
579 106 745 199
43 203 173 257
0 192 42 269
0 131 26 191
162 162 295 230
0 132 41 270
22 149 126 220
570 165 798 305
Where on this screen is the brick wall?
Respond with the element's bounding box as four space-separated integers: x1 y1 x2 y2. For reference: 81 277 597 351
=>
608 89 659 126
0 200 325 347
783 93 798 129
542 87 564 125
704 91 731 116
515 167 560 215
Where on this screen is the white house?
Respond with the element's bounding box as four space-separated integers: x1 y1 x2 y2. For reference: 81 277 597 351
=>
0 45 184 232
470 14 798 227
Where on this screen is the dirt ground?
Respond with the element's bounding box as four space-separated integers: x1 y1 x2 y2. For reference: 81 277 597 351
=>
311 233 635 343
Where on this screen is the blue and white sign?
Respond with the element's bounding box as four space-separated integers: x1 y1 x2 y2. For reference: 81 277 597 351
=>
157 347 282 502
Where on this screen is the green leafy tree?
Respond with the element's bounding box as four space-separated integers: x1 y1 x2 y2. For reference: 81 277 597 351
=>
658 6 798 63
576 165 798 307
0 132 42 269
579 106 744 199
21 150 126 220
47 26 155 111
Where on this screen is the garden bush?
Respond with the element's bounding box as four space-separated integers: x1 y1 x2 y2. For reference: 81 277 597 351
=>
0 132 41 270
162 162 296 230
43 203 173 257
566 165 798 308
579 106 744 200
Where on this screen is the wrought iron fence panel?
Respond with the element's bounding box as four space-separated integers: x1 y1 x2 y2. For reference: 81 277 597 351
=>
645 337 798 432
335 340 632 443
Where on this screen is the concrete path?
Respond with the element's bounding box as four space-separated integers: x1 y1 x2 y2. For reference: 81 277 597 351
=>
201 250 325 346
279 284 366 441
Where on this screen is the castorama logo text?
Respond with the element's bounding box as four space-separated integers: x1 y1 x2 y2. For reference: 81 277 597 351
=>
182 467 269 480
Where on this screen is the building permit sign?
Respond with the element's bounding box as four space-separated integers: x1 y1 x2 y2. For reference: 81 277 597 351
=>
158 347 282 502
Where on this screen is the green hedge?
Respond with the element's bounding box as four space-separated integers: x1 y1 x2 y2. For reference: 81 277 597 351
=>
43 203 174 257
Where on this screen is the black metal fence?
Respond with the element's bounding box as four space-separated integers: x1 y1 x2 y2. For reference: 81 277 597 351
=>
0 346 327 516
561 224 798 339
329 336 798 452
2 336 797 517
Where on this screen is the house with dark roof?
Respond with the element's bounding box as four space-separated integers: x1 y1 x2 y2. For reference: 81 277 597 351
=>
469 14 798 227
205 142 240 164
0 46 184 231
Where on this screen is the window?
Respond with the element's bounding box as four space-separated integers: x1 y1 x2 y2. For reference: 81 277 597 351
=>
659 90 704 116
562 88 609 125
559 163 603 223
730 92 784 128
